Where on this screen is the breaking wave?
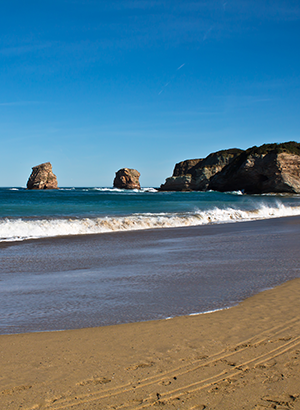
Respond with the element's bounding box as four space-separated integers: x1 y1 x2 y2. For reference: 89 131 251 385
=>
1 203 300 242
91 187 158 193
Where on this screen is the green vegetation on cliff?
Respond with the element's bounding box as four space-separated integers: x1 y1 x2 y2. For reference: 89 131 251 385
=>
220 141 300 180
246 141 300 156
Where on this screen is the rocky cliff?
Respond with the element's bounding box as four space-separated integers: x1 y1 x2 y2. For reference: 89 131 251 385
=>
27 162 58 190
113 168 141 189
160 142 300 194
160 149 242 191
209 142 300 194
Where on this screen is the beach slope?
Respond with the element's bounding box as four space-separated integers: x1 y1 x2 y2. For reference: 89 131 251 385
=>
1 278 300 409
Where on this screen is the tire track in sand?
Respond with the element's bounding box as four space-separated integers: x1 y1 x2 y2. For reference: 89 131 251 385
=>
131 336 300 409
27 317 300 410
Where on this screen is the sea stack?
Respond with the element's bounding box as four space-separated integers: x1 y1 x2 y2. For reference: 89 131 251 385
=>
113 168 141 189
27 162 58 190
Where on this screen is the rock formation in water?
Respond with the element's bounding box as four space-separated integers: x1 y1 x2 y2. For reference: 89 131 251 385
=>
160 149 242 191
160 142 300 194
113 168 141 189
27 162 58 190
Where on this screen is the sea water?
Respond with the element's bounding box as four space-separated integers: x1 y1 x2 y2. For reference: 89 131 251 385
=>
1 187 300 242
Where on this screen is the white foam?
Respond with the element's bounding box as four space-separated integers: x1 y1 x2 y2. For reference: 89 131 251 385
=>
189 307 231 316
59 188 75 191
91 187 158 193
1 204 300 242
226 190 244 195
140 188 158 193
92 187 124 192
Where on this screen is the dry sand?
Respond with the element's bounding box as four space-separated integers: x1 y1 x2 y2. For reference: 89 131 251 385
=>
1 278 300 410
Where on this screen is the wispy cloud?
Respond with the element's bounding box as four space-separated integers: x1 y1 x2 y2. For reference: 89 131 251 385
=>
203 25 215 41
158 63 186 95
158 82 169 95
219 95 275 113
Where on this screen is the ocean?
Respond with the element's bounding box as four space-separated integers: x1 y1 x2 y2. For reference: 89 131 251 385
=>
1 187 300 242
1 187 300 334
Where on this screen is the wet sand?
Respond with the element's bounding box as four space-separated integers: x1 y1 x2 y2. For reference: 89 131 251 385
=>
1 216 300 334
1 277 300 409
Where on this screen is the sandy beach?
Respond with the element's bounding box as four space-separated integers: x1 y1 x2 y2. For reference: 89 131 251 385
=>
1 277 300 409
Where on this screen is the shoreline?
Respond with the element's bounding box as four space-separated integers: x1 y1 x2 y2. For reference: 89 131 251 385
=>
1 278 299 409
1 215 300 335
0 274 294 337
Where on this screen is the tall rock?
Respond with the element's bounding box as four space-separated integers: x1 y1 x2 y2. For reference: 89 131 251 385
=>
160 149 242 191
27 162 58 190
113 168 141 189
209 142 300 194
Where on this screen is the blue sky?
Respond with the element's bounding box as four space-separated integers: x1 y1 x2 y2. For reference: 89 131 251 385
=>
1 0 299 187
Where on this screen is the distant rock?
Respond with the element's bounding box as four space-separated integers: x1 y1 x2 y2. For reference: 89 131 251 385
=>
27 162 58 190
160 142 300 194
160 149 242 191
113 168 141 189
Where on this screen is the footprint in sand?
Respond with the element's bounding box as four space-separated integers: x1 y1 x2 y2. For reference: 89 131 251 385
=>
126 361 155 370
255 393 299 409
1 385 32 395
77 377 111 386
